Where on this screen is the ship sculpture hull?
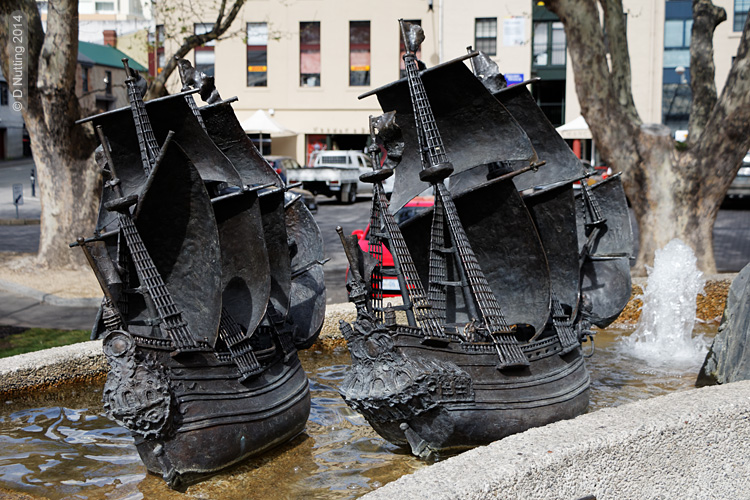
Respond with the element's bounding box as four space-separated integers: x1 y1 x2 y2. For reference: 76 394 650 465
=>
337 23 631 459
112 346 311 486
340 325 589 454
75 61 325 488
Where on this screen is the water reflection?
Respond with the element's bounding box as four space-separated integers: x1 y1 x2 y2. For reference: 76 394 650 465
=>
0 329 715 499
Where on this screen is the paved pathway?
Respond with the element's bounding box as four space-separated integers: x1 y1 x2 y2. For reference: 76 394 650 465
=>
0 289 98 330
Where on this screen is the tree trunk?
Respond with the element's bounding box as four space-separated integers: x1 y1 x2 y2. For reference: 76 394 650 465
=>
31 131 101 269
0 0 99 269
548 0 750 276
625 124 719 275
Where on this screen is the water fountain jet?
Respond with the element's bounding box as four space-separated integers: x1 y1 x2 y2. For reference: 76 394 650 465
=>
621 239 708 370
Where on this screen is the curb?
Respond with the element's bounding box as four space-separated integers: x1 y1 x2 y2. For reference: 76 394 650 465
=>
0 218 40 225
0 279 101 308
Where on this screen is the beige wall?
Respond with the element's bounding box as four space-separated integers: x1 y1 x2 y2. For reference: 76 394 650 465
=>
156 0 746 161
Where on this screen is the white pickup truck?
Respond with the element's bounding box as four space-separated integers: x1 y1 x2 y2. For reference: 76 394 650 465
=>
286 150 394 204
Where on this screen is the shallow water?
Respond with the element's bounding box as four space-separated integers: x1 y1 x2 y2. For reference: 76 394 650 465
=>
0 326 716 499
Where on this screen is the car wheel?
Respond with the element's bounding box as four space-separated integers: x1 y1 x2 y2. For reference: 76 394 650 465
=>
347 184 357 204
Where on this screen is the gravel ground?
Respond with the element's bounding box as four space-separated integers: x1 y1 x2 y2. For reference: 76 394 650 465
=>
0 253 101 299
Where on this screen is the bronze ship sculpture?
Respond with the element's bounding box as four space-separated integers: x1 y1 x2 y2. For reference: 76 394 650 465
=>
336 21 633 458
72 59 326 488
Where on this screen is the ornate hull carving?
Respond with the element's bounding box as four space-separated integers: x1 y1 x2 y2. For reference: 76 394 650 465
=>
340 326 589 454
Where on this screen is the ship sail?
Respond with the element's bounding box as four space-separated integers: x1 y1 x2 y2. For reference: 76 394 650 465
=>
576 174 634 327
336 21 607 459
396 20 529 367
400 176 552 335
361 53 538 213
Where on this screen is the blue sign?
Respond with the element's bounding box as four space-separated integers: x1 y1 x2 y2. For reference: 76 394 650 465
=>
505 73 524 86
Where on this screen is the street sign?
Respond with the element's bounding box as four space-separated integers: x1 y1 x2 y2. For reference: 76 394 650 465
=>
12 183 23 206
505 73 524 86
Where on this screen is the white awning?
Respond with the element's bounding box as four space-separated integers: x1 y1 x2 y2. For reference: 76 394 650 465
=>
556 115 591 140
240 109 296 137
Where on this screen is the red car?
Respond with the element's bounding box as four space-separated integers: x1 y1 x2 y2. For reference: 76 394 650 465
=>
350 196 434 297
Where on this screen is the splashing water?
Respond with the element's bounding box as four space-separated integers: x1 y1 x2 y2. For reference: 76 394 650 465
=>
620 239 709 370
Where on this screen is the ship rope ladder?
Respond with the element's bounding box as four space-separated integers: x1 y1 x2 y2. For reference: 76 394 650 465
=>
437 184 528 368
118 213 205 354
376 187 442 336
124 71 159 175
551 294 579 354
368 192 385 321
427 189 448 323
218 307 263 381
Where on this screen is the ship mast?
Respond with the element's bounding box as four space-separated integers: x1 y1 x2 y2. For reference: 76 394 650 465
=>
362 115 442 336
123 59 159 175
98 59 209 355
399 20 527 367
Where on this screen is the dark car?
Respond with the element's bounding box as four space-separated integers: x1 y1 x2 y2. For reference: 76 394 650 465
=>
727 151 750 200
264 155 318 212
264 155 299 184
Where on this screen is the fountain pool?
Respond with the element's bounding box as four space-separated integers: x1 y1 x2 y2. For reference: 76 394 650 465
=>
0 323 716 500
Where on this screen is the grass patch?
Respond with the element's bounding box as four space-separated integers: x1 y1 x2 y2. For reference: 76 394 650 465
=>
0 328 91 359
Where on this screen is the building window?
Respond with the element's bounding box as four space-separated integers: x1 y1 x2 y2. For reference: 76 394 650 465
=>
474 18 497 55
82 66 90 93
533 21 566 66
148 25 165 76
300 21 321 87
663 18 692 68
194 23 216 76
663 7 693 131
95 1 115 13
350 21 370 86
0 81 8 106
399 19 421 78
735 0 750 31
247 22 268 87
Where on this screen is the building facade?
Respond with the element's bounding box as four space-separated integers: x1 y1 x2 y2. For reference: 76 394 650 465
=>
76 41 148 116
147 0 744 166
0 67 27 160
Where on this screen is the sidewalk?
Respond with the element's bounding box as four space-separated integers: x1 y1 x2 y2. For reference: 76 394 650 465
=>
0 158 41 222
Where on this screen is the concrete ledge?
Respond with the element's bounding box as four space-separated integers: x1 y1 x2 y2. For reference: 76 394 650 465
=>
362 380 750 500
0 340 107 394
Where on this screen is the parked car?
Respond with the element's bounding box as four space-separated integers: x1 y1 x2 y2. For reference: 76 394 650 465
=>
350 196 434 296
265 155 299 184
310 150 395 198
286 151 361 203
263 155 318 212
727 151 750 200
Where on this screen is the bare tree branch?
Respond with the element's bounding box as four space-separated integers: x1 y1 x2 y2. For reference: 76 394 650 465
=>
688 0 726 143
600 0 640 124
693 10 750 179
145 0 247 100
